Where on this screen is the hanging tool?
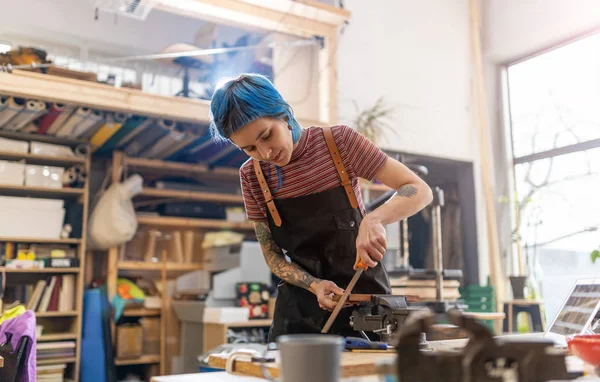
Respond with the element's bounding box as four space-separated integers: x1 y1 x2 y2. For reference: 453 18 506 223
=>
321 259 368 333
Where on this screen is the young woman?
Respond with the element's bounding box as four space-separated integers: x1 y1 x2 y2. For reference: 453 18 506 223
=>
209 73 432 341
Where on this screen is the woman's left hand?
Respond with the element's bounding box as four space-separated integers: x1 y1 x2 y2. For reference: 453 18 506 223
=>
354 215 387 269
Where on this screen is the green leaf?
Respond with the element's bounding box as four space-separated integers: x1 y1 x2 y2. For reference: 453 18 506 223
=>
592 249 600 264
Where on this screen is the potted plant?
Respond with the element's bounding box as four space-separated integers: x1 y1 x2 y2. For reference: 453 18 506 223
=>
349 97 396 146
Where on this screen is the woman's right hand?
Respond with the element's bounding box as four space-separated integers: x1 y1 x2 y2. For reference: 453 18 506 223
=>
310 280 345 311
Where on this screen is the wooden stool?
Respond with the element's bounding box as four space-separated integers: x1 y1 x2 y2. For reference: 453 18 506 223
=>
503 300 545 333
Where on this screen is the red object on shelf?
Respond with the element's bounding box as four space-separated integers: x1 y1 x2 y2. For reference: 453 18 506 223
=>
567 334 600 366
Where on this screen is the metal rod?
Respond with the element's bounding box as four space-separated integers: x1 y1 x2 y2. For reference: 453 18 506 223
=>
401 219 409 268
431 187 445 301
3 38 319 71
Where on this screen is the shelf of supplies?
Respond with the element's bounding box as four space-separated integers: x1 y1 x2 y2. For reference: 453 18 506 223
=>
0 267 80 273
0 184 84 198
0 237 81 244
37 357 77 366
115 355 161 366
0 150 86 166
137 188 243 204
36 311 78 317
119 261 204 271
124 155 240 178
123 308 161 317
38 333 78 341
136 214 254 230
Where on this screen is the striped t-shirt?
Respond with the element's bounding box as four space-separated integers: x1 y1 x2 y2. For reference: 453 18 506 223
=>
240 125 388 221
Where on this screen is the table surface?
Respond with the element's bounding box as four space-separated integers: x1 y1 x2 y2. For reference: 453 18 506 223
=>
151 372 265 382
150 371 380 382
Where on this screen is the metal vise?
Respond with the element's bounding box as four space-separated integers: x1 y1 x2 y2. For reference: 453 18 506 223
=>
349 295 414 343
392 310 580 382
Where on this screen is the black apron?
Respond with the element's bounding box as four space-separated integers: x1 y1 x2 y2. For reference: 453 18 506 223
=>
253 127 392 342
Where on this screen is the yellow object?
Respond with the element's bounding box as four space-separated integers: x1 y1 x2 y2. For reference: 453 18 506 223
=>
201 231 244 249
0 304 26 325
90 120 124 152
17 250 35 260
51 249 66 258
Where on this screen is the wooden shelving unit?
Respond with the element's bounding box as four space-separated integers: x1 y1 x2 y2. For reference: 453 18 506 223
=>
0 135 90 382
106 151 256 376
136 215 254 231
0 267 81 273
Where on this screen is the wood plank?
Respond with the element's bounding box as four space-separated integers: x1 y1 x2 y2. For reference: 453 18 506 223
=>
36 311 78 317
137 188 243 204
37 357 76 365
0 267 80 273
236 0 350 26
0 150 86 166
38 333 78 341
0 237 80 244
0 184 84 199
156 0 336 39
225 319 272 328
0 70 211 123
124 155 239 178
207 351 397 379
137 215 254 230
123 308 161 317
115 355 161 366
0 130 86 148
389 279 461 288
119 261 204 271
469 0 505 318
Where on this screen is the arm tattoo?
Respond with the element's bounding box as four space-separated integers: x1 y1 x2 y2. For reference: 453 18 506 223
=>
397 184 418 198
254 221 320 291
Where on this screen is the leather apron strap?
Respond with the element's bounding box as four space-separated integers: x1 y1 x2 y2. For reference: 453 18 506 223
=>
252 126 358 227
253 158 283 227
323 127 359 209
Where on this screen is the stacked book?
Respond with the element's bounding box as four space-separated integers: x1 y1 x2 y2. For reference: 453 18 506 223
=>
37 363 67 382
27 275 75 313
37 341 76 361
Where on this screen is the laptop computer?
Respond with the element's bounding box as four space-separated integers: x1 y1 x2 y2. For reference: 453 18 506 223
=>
542 277 600 347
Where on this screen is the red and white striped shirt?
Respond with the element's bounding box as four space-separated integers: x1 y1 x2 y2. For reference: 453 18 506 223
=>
240 125 388 221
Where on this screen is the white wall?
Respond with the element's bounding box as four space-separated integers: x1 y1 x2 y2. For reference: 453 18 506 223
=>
337 0 475 162
337 0 491 286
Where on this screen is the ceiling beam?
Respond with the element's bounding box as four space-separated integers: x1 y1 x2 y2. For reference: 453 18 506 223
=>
155 0 345 38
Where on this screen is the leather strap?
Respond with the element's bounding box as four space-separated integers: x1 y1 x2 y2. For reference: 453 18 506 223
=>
323 127 359 209
253 159 282 227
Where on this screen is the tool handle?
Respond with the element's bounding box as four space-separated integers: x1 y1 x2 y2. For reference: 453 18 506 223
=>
356 258 368 271
344 337 388 350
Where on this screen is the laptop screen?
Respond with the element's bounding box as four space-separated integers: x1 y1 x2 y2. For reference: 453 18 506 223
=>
546 278 600 337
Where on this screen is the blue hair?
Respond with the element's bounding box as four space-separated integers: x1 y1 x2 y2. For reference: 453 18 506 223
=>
209 73 302 143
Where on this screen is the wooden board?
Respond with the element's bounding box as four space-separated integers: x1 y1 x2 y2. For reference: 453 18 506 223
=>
389 279 461 288
207 351 397 379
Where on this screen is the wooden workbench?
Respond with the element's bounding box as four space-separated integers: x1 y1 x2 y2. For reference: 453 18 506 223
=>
207 351 397 380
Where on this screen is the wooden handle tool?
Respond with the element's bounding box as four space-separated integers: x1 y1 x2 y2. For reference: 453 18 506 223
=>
321 259 368 333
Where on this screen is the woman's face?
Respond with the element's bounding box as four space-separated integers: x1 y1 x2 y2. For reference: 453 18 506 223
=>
230 117 295 166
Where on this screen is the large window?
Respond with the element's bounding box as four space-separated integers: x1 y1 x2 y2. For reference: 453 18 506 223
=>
507 33 600 323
